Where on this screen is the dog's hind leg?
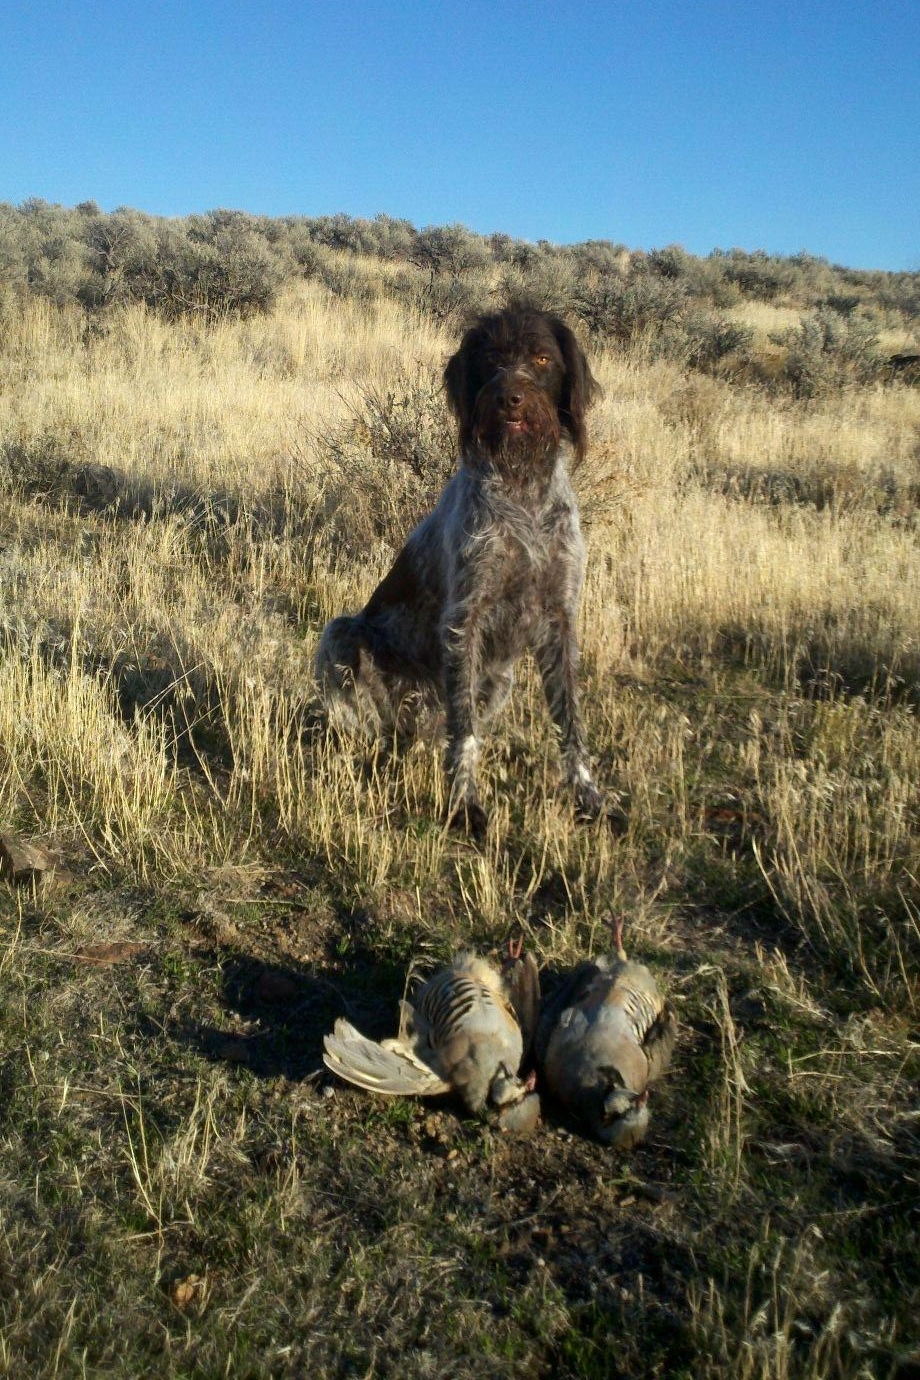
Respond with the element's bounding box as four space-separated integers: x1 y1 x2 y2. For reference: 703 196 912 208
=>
477 666 514 725
315 615 395 737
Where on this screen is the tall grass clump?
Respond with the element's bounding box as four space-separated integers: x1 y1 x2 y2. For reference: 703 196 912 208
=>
0 639 187 876
754 697 920 1004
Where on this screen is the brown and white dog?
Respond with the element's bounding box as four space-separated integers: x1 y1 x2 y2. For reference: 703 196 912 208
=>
315 306 606 836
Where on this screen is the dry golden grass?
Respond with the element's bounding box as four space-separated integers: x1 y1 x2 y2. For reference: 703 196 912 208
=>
1 273 918 1377
725 301 804 337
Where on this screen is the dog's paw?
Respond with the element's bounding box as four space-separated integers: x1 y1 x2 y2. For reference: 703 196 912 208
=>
448 798 489 840
573 776 605 821
574 780 629 834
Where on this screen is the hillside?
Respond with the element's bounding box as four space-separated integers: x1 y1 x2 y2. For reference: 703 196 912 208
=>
0 207 918 1377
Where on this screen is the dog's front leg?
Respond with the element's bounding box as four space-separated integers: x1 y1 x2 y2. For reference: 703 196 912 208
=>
534 616 605 821
443 605 488 838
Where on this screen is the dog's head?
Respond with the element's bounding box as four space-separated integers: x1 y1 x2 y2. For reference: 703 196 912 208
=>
443 307 600 468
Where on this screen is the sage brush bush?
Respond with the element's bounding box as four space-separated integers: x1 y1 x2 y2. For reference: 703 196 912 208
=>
573 269 686 346
119 218 282 321
2 200 918 357
314 368 456 553
782 308 882 398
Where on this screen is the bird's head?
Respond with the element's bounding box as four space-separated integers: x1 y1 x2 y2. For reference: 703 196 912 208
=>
489 1063 540 1135
595 1085 649 1149
488 1062 529 1108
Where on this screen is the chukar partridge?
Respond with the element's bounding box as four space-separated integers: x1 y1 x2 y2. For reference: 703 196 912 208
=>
535 921 675 1148
323 945 541 1132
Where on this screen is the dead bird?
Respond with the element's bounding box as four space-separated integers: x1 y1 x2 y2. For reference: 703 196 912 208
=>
323 943 541 1133
535 920 676 1148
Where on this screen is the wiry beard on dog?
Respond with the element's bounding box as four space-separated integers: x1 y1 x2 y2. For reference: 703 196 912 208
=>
471 388 562 489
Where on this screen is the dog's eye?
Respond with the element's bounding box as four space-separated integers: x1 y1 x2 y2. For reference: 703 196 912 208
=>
534 354 551 367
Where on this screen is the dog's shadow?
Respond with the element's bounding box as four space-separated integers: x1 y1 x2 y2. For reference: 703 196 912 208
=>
178 948 411 1083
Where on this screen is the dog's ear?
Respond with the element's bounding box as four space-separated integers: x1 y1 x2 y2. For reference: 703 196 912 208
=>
550 319 601 465
443 327 480 451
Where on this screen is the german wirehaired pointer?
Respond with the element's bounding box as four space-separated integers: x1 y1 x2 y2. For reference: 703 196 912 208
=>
315 306 606 835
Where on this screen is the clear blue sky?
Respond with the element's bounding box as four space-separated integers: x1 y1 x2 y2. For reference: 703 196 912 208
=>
2 0 917 271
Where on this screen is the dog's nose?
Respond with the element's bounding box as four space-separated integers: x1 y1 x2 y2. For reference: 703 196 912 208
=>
497 369 527 405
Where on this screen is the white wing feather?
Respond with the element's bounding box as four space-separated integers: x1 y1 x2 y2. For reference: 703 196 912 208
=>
322 1018 450 1096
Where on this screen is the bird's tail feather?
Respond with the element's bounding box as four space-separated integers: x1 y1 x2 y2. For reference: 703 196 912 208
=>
322 1019 449 1096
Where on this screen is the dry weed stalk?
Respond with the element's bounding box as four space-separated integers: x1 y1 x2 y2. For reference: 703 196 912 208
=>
706 969 749 1193
689 1224 863 1380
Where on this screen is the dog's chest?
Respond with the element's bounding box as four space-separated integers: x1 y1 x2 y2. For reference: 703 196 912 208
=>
474 503 579 633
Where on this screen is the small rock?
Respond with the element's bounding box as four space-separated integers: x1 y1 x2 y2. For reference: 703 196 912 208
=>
0 832 55 885
170 1273 208 1310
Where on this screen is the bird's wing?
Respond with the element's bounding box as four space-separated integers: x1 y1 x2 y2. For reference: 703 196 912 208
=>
611 961 677 1082
534 961 603 1063
322 1018 450 1097
641 1000 678 1081
415 954 526 1110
